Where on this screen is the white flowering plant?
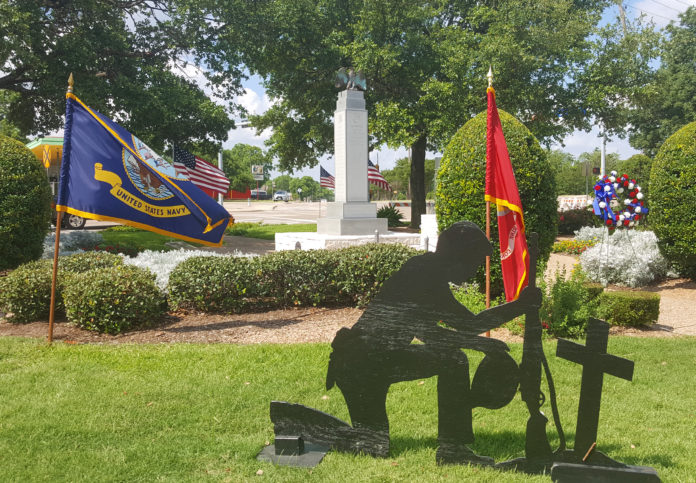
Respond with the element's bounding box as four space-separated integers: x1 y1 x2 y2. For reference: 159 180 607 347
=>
579 228 671 287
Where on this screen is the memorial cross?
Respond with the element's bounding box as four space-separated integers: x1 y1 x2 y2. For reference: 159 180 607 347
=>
556 318 634 457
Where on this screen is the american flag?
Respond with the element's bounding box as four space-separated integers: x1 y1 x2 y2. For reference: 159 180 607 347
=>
320 166 335 188
368 160 391 191
173 146 230 195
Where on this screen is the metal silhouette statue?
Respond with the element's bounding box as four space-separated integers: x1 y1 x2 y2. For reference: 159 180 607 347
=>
336 67 366 91
260 221 659 481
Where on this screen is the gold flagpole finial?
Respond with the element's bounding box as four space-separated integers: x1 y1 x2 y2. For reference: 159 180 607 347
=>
487 66 493 88
67 73 74 93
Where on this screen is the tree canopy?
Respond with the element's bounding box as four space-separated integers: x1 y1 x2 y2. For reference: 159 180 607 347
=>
216 0 633 227
629 7 696 156
0 0 245 152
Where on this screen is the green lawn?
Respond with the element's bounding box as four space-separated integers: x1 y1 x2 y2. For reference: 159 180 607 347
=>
227 222 317 240
101 226 181 252
0 337 693 481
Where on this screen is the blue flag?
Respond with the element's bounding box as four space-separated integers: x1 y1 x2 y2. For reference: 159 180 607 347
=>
57 93 232 246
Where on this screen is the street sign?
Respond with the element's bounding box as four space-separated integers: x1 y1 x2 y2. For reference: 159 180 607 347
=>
252 165 264 181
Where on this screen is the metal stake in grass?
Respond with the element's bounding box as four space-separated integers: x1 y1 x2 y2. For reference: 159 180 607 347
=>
48 73 74 344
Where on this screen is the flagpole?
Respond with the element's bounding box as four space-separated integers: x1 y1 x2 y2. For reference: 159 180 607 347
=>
485 67 493 338
48 74 73 344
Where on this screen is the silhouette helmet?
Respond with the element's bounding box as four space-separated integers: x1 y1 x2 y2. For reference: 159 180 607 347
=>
435 221 493 261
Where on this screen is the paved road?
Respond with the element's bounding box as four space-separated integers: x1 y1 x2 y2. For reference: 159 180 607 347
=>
70 200 411 231
226 200 412 224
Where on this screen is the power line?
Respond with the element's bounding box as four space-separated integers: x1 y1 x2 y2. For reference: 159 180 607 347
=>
624 2 677 21
668 0 695 8
644 0 684 12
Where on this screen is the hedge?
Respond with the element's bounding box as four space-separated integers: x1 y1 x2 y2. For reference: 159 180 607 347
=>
0 135 52 269
436 110 557 296
650 121 696 279
168 244 420 313
596 291 661 327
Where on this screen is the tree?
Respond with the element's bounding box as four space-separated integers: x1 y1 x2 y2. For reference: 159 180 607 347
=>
222 144 272 192
549 150 583 196
574 15 659 141
629 7 696 156
616 154 652 197
289 176 322 201
0 91 26 142
0 0 245 152
381 157 436 199
272 174 293 191
220 0 621 228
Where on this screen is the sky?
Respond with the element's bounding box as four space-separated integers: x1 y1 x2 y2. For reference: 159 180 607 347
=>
214 1 693 180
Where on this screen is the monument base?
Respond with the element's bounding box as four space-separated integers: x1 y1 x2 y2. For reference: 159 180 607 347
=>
316 202 388 236
275 231 421 251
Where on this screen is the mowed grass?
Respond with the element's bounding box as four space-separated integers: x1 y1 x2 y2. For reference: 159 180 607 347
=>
227 222 317 240
101 226 180 251
0 337 694 481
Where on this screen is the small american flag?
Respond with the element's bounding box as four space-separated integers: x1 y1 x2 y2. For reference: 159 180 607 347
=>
173 146 229 195
368 160 391 191
320 166 335 188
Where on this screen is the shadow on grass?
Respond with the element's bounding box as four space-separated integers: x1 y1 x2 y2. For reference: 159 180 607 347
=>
158 309 341 334
390 429 527 461
390 431 672 469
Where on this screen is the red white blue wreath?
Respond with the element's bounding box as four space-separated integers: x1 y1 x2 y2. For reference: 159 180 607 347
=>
593 171 647 229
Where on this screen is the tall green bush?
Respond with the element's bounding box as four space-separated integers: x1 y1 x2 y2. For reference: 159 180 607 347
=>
0 135 52 269
436 111 558 296
650 121 696 279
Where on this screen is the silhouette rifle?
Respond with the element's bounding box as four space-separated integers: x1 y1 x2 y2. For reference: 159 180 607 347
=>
519 233 555 469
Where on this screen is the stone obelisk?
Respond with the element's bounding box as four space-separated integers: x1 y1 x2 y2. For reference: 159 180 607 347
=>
317 89 388 235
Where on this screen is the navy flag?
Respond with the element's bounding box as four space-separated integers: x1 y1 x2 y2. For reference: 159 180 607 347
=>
57 93 232 246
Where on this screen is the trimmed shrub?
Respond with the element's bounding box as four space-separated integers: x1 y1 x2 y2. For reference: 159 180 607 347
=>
0 135 52 269
558 208 599 235
0 260 56 322
436 110 557 296
253 250 342 308
124 248 232 291
584 282 604 300
58 251 123 273
63 265 165 333
167 244 420 313
650 121 696 279
596 291 660 326
377 205 405 227
0 253 124 324
167 256 254 313
333 244 420 307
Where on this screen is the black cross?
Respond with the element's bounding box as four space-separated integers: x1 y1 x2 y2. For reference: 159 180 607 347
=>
556 318 634 457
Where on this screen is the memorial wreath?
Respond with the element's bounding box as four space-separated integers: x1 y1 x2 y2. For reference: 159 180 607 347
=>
593 170 647 229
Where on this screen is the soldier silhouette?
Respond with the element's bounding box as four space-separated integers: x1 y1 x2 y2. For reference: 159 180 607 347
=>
325 221 542 464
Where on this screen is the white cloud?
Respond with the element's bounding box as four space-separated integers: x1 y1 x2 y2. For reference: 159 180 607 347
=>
552 126 640 159
236 87 274 116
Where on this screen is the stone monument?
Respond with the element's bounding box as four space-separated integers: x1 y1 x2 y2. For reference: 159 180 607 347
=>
316 89 388 236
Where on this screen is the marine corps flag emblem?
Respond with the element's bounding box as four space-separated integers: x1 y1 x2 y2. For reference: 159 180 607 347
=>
484 85 529 302
57 93 232 246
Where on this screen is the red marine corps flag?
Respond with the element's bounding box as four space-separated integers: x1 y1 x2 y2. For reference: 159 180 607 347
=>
484 82 529 302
